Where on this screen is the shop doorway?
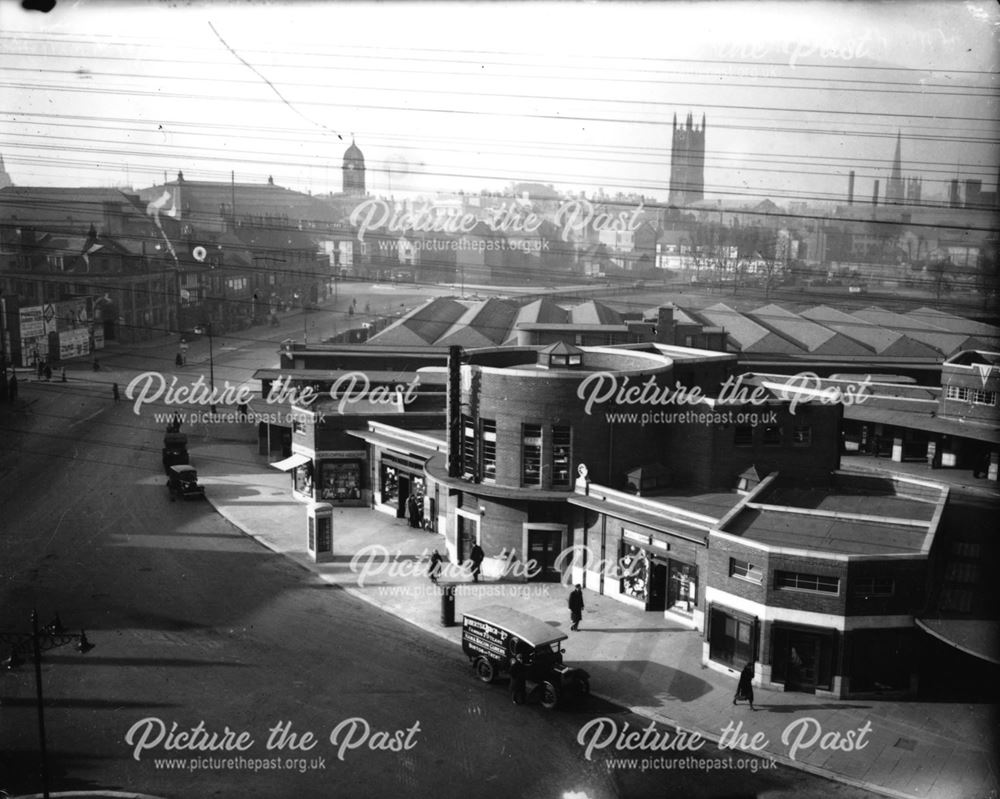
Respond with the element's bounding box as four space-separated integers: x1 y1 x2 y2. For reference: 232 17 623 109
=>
396 475 410 519
456 513 478 563
648 560 667 611
526 527 563 582
782 630 822 694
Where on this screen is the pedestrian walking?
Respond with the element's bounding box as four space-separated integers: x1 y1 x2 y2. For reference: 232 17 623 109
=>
568 584 584 631
733 661 756 710
60 366 66 382
37 360 44 380
469 543 484 582
428 549 443 583
43 364 52 381
406 494 420 528
112 382 120 402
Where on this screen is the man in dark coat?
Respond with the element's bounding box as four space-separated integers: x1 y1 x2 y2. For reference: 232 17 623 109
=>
469 543 484 582
568 584 584 631
734 661 756 710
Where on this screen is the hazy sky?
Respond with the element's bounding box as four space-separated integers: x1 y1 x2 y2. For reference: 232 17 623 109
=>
1 0 997 206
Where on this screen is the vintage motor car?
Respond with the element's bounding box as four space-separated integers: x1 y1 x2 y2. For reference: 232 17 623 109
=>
162 429 189 474
167 464 205 501
461 605 590 709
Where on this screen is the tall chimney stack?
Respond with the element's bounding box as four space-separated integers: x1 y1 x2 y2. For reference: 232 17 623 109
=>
848 171 855 205
872 180 879 207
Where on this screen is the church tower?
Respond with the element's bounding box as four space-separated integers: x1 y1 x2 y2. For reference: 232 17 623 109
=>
886 131 905 205
342 138 366 197
668 112 705 206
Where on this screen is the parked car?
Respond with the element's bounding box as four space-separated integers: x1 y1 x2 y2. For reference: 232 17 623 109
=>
462 605 590 709
167 464 205 501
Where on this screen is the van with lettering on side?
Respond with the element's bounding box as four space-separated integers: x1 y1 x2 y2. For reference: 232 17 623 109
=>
462 605 590 710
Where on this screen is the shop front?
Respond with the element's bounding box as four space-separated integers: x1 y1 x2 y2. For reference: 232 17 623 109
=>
619 531 701 622
769 623 838 695
316 451 366 505
379 453 427 524
349 424 448 530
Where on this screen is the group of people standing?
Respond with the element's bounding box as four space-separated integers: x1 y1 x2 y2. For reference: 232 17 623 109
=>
405 491 425 528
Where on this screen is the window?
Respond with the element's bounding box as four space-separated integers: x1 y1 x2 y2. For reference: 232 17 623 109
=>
461 415 477 480
946 385 970 402
481 420 497 483
792 425 812 446
730 558 763 585
522 424 542 485
708 608 755 668
292 419 305 435
762 425 782 446
734 426 753 447
971 389 996 406
852 577 895 598
552 425 572 487
775 570 839 594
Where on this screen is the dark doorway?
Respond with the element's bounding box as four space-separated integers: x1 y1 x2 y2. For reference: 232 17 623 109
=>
779 630 822 693
648 561 667 611
396 475 410 519
526 528 563 582
457 515 477 563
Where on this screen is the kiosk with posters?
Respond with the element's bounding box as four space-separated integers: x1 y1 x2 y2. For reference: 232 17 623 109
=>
306 502 334 563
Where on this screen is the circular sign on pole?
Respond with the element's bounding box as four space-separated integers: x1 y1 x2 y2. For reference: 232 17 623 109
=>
192 245 208 262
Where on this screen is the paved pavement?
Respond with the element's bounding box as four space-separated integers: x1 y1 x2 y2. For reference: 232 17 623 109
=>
168 422 999 799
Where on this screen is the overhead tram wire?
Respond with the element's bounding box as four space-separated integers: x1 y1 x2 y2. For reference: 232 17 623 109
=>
2 78 995 127
3 28 999 80
4 108 995 172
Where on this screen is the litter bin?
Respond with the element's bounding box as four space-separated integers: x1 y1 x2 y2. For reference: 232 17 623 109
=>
440 583 456 627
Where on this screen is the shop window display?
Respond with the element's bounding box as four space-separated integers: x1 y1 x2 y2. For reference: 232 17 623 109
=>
320 461 361 502
293 462 313 496
619 544 648 601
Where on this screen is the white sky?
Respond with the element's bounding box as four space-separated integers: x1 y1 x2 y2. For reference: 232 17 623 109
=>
0 0 997 205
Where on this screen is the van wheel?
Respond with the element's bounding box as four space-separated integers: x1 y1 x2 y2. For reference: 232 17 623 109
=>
541 681 559 710
474 657 496 683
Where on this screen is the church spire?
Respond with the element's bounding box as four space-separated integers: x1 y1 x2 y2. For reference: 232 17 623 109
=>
0 152 12 189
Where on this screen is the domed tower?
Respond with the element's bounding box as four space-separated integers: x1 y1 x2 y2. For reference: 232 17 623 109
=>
342 138 366 196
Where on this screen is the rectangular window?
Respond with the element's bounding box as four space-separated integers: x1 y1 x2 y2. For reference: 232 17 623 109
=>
461 415 477 480
762 425 782 446
734 426 753 447
775 570 839 594
481 420 496 483
708 607 755 668
522 424 542 486
971 389 996 406
291 419 305 435
792 425 812 446
552 425 572 487
946 385 970 402
729 558 763 585
852 577 895 598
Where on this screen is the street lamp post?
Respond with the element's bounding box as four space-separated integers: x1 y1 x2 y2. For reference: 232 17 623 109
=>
193 322 216 414
2 611 94 799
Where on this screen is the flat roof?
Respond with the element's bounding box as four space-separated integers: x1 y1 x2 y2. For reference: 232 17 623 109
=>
723 507 930 555
757 484 937 522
